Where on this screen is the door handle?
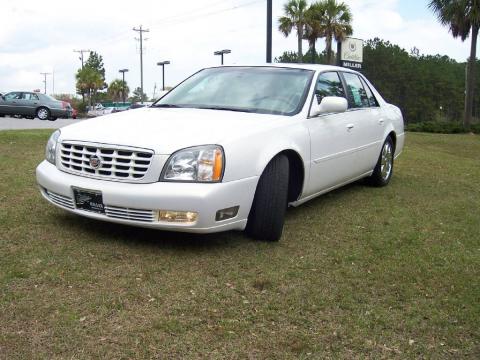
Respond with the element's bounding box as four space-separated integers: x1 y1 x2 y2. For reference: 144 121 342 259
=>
346 124 354 130
378 118 385 125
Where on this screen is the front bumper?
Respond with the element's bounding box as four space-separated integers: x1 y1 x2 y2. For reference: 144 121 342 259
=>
36 160 259 233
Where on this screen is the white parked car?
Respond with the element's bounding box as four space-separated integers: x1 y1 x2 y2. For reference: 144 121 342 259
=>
36 64 405 241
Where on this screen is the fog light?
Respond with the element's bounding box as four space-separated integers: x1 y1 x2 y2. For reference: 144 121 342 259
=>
215 206 239 221
158 210 198 223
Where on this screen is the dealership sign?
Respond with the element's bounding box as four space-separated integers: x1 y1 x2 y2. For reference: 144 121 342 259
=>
340 37 363 69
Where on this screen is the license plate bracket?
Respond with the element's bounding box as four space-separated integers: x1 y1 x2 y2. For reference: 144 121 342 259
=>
73 188 105 214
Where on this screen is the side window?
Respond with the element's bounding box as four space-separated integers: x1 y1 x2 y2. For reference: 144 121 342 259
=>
315 72 345 104
5 92 21 100
23 93 39 101
360 77 378 107
342 73 369 109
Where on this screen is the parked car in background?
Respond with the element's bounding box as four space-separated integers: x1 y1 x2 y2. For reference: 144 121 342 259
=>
128 102 154 110
0 92 70 120
37 64 405 241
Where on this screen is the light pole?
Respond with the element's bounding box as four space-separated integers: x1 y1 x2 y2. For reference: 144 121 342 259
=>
156 61 170 91
266 0 272 63
119 69 129 104
214 49 231 65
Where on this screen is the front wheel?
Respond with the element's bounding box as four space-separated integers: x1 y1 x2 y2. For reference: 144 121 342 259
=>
367 137 394 187
246 155 289 242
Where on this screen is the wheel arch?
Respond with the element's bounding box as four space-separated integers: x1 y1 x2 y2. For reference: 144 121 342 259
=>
257 149 306 204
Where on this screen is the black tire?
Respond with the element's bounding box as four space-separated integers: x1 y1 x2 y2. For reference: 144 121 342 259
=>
48 117 57 121
246 154 289 242
36 107 50 121
367 137 394 187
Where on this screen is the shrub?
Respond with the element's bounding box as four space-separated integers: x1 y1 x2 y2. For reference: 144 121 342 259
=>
406 121 479 134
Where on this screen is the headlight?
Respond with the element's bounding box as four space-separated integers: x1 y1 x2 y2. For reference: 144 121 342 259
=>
45 130 60 165
161 145 224 182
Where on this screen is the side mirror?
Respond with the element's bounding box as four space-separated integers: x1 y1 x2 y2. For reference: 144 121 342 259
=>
310 96 348 117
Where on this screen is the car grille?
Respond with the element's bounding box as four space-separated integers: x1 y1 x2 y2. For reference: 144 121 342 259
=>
104 206 156 222
44 189 156 223
45 190 75 209
60 142 154 181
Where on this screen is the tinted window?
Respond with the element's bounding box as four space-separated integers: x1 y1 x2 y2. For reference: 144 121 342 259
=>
360 77 378 107
23 93 39 101
5 92 22 100
315 72 344 103
156 67 314 116
342 73 369 108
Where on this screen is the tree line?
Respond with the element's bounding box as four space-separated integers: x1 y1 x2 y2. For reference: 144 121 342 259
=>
277 0 479 130
74 52 148 110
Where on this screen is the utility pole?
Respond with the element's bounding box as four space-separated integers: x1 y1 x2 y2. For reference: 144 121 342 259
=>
73 49 91 69
266 0 272 63
133 25 149 103
40 72 51 94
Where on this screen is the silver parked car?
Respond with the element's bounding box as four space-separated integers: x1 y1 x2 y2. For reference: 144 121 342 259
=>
0 92 71 120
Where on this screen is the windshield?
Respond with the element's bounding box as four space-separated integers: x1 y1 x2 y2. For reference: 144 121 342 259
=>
154 67 314 116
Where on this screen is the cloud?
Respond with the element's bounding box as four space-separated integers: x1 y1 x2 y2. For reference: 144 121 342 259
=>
0 0 472 96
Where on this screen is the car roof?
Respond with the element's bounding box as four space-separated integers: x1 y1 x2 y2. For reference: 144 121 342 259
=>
206 63 359 73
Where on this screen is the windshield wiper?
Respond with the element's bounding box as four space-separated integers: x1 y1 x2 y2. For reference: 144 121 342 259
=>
198 106 255 113
152 104 184 108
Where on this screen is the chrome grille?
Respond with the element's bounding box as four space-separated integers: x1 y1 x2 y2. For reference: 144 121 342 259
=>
60 142 153 181
45 190 75 209
104 206 156 222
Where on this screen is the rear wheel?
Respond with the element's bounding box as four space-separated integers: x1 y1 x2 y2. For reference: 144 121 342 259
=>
36 107 50 121
246 155 289 242
367 137 394 187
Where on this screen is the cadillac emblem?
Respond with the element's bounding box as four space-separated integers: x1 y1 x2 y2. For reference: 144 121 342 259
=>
89 155 102 169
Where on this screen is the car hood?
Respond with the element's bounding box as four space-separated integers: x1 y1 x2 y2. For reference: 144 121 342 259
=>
59 107 285 154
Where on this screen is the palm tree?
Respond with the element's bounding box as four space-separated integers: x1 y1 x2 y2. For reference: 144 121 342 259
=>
321 0 353 65
279 0 308 63
304 3 326 63
75 67 104 107
429 0 479 130
108 79 129 102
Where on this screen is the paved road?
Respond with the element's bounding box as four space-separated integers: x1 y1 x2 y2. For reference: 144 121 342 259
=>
0 116 86 130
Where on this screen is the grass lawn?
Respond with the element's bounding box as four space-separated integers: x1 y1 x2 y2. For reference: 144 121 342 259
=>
0 130 479 358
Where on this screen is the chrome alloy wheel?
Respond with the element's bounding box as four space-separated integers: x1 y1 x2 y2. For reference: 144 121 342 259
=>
380 141 393 181
37 108 49 120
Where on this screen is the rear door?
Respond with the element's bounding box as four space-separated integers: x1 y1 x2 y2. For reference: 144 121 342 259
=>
22 93 40 116
340 72 384 173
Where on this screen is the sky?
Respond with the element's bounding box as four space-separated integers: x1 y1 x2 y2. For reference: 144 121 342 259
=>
0 0 473 97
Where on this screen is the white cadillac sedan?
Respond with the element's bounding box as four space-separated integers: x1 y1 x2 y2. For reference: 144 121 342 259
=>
36 64 404 241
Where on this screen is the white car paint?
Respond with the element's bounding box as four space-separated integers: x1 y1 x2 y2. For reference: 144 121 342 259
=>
36 64 404 233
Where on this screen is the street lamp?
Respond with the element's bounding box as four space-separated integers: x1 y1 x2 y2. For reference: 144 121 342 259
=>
118 69 129 104
214 49 231 65
156 61 170 91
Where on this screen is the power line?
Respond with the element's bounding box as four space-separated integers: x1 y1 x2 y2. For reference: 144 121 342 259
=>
73 49 91 68
133 25 149 104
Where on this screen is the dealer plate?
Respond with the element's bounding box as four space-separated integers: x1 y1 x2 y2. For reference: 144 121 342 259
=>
73 188 105 214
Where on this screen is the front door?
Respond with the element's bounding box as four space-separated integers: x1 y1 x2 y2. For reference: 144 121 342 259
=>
305 71 365 196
